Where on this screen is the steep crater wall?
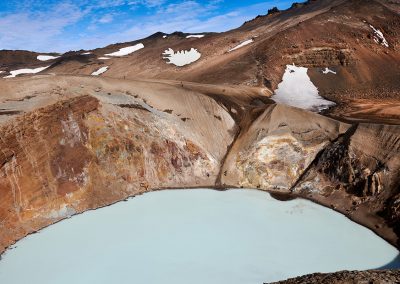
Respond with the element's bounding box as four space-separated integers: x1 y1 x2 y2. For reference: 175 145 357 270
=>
0 76 399 255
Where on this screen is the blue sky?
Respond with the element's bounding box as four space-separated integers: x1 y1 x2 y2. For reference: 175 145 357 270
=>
0 0 297 53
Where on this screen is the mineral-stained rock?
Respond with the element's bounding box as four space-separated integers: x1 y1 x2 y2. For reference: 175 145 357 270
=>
218 101 400 247
0 76 237 253
293 123 400 246
0 95 99 253
220 104 349 191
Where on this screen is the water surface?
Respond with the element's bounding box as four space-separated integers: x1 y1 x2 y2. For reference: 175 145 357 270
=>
0 189 398 284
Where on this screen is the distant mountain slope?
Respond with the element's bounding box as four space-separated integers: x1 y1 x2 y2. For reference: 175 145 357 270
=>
1 0 399 123
0 50 59 70
39 0 345 84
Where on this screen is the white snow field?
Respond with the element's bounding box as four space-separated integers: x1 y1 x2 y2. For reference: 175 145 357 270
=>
4 66 50 78
163 35 167 38
273 64 335 112
228 39 254 52
91 66 109 76
81 52 92 55
37 55 59 61
370 25 389 47
105 43 144 56
322 67 336 74
162 48 201 67
186 34 205 38
98 57 111 60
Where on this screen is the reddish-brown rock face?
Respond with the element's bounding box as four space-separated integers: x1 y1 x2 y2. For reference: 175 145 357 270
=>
220 103 400 246
0 76 238 253
0 95 99 252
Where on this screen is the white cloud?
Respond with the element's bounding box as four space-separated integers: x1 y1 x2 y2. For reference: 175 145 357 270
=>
99 14 114 23
96 0 126 8
128 0 166 7
0 0 295 52
79 1 283 51
0 2 85 52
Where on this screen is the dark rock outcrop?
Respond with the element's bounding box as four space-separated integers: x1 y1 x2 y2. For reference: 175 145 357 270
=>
268 270 400 284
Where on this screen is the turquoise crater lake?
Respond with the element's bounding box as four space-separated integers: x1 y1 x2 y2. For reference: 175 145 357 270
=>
0 189 399 284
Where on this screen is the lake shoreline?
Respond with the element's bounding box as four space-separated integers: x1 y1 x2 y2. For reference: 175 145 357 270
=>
1 188 398 284
1 185 398 261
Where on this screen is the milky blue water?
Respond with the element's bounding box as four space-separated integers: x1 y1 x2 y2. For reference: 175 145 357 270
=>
0 189 398 284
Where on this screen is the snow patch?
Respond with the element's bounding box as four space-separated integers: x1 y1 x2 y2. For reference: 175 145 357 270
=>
186 35 205 38
81 52 92 55
369 25 389 47
162 48 201 67
91 66 108 76
163 35 167 38
273 64 335 112
228 39 254 52
4 66 50 78
37 55 59 61
105 43 144 57
98 57 111 60
322 67 336 75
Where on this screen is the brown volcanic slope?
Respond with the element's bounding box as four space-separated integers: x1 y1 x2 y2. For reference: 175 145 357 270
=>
0 50 60 72
1 0 399 124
